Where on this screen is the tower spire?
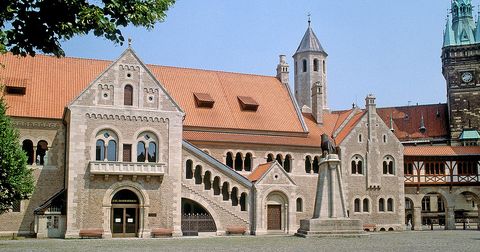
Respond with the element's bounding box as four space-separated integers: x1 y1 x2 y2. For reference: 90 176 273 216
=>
308 13 311 27
444 14 455 47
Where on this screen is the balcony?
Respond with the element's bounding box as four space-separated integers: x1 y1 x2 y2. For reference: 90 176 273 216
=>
89 161 166 176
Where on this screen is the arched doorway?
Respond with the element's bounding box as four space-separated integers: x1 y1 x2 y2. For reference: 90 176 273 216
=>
265 192 288 232
405 197 414 230
181 198 217 236
421 192 447 230
111 189 139 237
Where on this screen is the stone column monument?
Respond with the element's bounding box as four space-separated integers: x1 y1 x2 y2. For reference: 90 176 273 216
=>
296 134 365 237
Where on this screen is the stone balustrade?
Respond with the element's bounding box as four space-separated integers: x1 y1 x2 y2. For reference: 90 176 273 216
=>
89 161 166 176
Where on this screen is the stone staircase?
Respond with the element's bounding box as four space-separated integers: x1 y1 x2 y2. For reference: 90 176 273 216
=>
181 182 249 225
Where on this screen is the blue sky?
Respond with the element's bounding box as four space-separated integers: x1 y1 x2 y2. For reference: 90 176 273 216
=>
63 0 457 110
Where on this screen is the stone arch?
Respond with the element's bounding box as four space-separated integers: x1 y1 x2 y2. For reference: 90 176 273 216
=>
102 181 150 237
180 196 221 233
90 125 124 161
263 190 289 232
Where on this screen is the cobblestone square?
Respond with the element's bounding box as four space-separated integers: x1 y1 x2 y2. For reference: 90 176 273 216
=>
1 231 480 252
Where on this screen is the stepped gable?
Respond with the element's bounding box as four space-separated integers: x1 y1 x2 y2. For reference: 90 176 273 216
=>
377 104 449 141
1 53 305 134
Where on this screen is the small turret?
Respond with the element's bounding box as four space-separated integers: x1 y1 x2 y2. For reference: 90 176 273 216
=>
276 55 289 86
443 15 455 47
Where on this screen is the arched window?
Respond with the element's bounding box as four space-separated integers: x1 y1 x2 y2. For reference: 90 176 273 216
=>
387 198 394 212
267 153 274 162
313 59 319 72
213 177 221 195
95 130 118 161
351 155 363 175
379 198 385 212
284 154 292 173
22 140 34 165
96 140 105 161
244 153 253 171
296 198 303 212
36 140 48 165
354 198 361 212
302 59 307 72
124 85 133 106
194 165 202 184
240 193 247 211
322 60 326 72
383 156 395 175
107 140 117 161
226 152 234 168
203 171 212 190
363 199 369 212
137 142 146 162
422 196 430 212
185 159 193 179
313 156 320 173
222 182 229 201
276 154 283 166
231 187 239 206
148 142 157 162
305 156 312 174
235 152 243 171
137 132 157 163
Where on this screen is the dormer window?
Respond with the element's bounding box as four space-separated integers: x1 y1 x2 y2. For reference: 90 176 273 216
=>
237 96 259 111
5 86 26 95
193 92 215 108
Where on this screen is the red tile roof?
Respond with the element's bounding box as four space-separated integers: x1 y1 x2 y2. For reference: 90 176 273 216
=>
404 145 480 156
1 53 305 134
248 162 273 182
377 104 449 141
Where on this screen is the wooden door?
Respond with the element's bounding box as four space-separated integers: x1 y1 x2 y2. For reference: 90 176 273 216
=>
267 205 281 230
123 144 132 162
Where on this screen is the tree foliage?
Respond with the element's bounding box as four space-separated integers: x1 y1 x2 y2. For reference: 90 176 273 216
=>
0 0 176 57
0 92 34 213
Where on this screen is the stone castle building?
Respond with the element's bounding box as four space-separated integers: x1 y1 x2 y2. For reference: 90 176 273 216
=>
0 0 479 238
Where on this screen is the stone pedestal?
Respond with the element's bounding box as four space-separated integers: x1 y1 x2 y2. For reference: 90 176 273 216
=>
296 154 365 237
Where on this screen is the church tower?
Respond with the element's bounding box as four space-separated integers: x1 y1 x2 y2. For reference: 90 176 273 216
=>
293 19 328 124
442 0 480 141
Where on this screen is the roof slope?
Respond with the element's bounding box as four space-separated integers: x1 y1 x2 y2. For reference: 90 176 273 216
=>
404 145 480 157
295 26 326 55
377 104 449 141
1 53 305 134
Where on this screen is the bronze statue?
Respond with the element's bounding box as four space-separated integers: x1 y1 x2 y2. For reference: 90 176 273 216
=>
321 133 336 156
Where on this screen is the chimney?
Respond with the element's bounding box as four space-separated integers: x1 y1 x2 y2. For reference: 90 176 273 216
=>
276 55 289 86
311 81 324 124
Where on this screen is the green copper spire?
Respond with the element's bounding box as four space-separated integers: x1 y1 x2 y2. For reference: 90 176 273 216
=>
444 15 455 47
475 10 480 42
450 0 476 45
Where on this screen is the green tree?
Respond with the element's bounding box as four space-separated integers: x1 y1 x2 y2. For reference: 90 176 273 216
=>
0 91 34 213
0 0 176 57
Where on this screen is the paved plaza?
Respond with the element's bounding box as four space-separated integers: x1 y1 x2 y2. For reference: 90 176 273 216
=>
1 231 479 252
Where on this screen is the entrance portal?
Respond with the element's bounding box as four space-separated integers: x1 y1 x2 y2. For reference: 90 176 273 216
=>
267 205 282 230
111 189 139 237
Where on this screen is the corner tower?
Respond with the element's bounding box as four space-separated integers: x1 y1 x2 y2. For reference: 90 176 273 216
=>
442 0 480 140
293 19 328 123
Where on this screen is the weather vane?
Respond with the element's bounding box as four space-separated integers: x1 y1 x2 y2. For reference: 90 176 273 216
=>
128 37 132 47
307 12 311 26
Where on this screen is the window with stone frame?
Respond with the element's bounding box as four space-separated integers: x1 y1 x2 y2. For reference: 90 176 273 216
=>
302 59 307 72
351 155 364 175
387 198 394 212
95 130 118 161
313 59 319 72
382 156 395 175
354 198 361 212
379 198 385 212
305 155 312 173
296 198 303 212
124 84 133 106
363 198 370 212
136 132 158 163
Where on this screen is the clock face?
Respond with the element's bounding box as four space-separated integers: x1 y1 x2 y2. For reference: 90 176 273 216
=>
462 72 473 83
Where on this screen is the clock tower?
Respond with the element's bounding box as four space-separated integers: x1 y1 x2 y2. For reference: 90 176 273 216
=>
442 0 480 140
